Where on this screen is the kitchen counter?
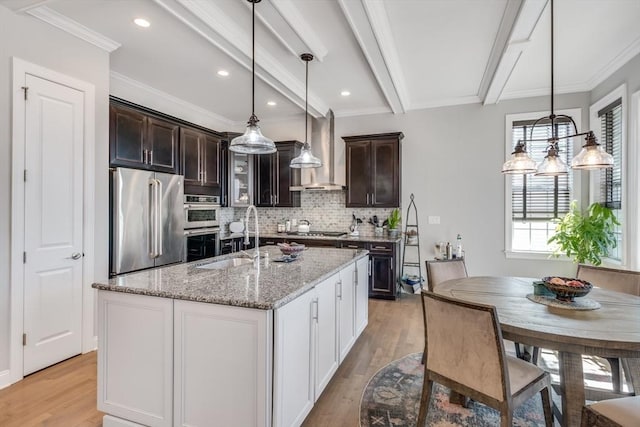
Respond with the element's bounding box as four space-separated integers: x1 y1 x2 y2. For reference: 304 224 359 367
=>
95 245 370 427
92 245 368 310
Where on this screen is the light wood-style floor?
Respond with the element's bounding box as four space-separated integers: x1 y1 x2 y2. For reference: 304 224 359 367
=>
0 293 424 427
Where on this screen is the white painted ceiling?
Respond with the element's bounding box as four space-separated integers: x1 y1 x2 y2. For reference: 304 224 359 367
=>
4 0 640 125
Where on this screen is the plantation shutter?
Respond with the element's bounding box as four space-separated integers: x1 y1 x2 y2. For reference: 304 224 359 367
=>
598 99 622 209
511 118 573 221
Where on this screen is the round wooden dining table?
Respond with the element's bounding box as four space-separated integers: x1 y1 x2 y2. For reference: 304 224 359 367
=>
435 276 640 427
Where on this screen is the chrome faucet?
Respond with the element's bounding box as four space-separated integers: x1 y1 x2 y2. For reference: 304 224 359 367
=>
241 205 260 264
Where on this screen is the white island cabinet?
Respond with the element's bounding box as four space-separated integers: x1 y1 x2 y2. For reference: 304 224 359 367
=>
95 247 369 427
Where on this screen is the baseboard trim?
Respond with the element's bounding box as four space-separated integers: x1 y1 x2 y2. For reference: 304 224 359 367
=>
0 369 12 390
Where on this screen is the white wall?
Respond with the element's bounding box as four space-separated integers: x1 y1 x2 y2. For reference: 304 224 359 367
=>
0 6 110 375
333 94 591 278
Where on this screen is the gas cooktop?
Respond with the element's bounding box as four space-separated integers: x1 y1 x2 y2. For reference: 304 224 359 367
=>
286 231 347 237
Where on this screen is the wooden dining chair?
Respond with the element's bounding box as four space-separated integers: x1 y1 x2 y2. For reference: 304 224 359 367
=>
425 259 537 364
417 291 554 427
576 264 640 396
425 258 468 292
581 396 640 426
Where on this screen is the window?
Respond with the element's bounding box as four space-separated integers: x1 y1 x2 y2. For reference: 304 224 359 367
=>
504 109 581 256
597 99 623 260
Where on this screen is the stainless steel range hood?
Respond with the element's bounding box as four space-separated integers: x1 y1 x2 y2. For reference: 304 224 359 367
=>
290 109 346 191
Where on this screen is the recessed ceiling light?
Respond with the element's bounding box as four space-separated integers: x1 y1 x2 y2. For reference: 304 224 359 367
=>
217 70 230 77
267 101 277 106
134 18 151 28
341 90 351 97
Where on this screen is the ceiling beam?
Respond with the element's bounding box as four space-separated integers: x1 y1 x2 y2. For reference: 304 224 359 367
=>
153 0 328 118
337 0 404 114
479 0 547 105
267 0 328 62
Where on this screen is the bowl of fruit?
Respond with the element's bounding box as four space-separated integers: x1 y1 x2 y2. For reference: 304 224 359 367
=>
542 276 593 302
277 242 306 257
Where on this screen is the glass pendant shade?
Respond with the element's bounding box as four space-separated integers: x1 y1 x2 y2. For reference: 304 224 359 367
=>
229 0 276 155
536 146 568 176
230 116 276 154
291 142 322 168
501 142 537 174
571 132 614 169
290 52 322 168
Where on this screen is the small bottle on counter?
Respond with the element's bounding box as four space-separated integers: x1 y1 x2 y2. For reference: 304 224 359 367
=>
446 242 452 259
285 220 291 232
456 234 463 258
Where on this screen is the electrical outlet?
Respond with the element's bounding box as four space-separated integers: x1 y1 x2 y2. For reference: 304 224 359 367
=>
428 216 440 225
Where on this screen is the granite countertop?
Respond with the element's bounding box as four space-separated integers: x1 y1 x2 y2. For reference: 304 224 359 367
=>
92 246 368 310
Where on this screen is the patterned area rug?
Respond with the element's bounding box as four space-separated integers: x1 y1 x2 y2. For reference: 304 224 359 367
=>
360 353 549 427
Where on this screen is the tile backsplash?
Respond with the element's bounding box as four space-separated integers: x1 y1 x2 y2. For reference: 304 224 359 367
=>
220 191 394 235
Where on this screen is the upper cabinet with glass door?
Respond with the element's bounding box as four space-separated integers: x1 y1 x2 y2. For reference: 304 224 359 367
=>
229 151 253 207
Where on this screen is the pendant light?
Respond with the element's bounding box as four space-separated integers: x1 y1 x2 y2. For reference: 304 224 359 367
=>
229 0 276 155
290 53 322 168
501 0 612 175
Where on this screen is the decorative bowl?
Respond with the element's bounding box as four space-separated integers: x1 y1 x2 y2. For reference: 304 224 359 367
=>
541 276 593 302
278 243 305 257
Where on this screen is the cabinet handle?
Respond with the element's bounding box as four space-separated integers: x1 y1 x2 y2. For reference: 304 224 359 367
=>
337 280 342 299
366 193 369 204
312 298 319 321
346 245 358 249
149 150 153 164
368 259 372 276
143 149 148 164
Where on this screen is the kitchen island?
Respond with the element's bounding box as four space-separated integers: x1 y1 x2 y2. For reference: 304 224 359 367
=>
93 246 369 427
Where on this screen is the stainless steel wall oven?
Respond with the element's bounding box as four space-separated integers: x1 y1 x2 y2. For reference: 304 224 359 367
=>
183 195 220 262
184 195 220 229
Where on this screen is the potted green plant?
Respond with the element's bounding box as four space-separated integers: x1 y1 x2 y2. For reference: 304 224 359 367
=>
387 208 401 237
547 201 619 266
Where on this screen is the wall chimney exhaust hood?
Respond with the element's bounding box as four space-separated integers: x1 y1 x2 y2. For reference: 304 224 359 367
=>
290 109 346 191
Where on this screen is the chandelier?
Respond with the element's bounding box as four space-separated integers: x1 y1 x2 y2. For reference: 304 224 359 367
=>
502 0 613 175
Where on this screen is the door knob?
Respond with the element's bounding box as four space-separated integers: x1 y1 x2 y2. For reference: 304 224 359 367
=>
67 252 82 260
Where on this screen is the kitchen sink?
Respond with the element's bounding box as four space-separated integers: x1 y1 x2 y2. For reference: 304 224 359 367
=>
196 257 254 270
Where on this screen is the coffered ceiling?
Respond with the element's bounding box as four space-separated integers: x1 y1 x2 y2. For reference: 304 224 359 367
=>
3 0 640 124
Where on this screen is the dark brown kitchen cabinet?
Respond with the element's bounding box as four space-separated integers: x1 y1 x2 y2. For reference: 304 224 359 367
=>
368 241 400 300
181 127 221 193
254 141 302 207
109 103 179 173
343 132 403 208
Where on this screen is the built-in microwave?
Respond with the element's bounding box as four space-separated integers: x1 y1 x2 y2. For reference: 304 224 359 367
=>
184 195 220 229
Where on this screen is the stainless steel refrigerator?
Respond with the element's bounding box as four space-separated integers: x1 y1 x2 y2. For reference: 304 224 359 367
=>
111 167 184 275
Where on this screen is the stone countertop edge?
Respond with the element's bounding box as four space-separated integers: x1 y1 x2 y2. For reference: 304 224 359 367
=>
92 246 369 311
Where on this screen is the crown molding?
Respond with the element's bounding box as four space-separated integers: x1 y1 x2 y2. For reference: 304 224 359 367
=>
409 95 482 111
26 6 121 52
585 35 640 90
500 82 590 101
337 0 403 114
333 106 391 118
110 71 236 128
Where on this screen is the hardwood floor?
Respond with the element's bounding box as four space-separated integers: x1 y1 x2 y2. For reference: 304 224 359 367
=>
0 349 103 427
0 293 424 427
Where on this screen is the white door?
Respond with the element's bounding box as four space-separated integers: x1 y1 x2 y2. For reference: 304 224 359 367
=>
22 73 84 375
